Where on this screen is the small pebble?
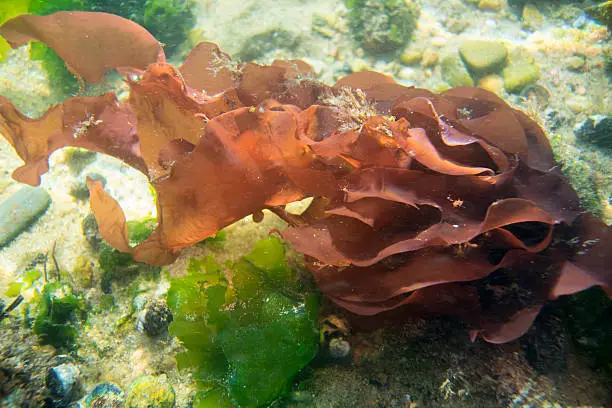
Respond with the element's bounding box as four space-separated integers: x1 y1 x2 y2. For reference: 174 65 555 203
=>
328 338 351 359
566 55 586 72
46 361 81 401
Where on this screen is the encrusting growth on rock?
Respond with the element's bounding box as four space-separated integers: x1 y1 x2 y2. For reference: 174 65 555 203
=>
0 11 610 345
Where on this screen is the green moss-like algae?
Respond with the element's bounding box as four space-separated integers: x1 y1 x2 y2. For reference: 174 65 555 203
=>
32 282 88 349
167 236 320 408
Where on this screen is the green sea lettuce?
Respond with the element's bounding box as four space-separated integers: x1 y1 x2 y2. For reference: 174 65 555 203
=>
32 282 88 349
167 236 320 408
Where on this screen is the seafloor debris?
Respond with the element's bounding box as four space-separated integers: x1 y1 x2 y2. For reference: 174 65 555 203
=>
0 11 610 347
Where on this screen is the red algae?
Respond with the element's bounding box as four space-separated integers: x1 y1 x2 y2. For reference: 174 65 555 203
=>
0 11 610 344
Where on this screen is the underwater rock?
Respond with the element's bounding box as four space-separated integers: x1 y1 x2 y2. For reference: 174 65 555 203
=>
0 186 51 247
478 74 504 94
346 0 420 54
459 40 508 76
503 60 540 92
238 28 301 61
400 49 423 66
45 359 81 404
574 114 612 150
85 383 125 408
521 3 543 31
441 54 475 87
136 297 173 337
477 0 506 12
125 375 175 408
566 55 586 72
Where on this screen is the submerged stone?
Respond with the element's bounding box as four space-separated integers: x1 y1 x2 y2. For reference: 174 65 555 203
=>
459 40 508 75
346 0 420 54
441 54 474 87
45 360 81 402
503 61 540 92
85 383 125 408
574 115 612 150
521 3 544 31
0 186 51 247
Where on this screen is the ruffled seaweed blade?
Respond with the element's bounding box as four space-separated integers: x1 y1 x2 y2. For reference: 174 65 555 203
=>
167 237 319 408
0 11 610 347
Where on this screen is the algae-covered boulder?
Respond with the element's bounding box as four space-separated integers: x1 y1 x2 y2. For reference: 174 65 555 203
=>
459 40 508 76
345 0 420 53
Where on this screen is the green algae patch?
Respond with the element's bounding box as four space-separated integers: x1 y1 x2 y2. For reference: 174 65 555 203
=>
4 269 41 297
168 236 320 408
32 282 88 349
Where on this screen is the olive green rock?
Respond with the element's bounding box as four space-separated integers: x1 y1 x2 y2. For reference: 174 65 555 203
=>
566 55 586 71
0 186 51 247
459 40 508 75
522 4 544 31
503 61 540 93
441 54 475 87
